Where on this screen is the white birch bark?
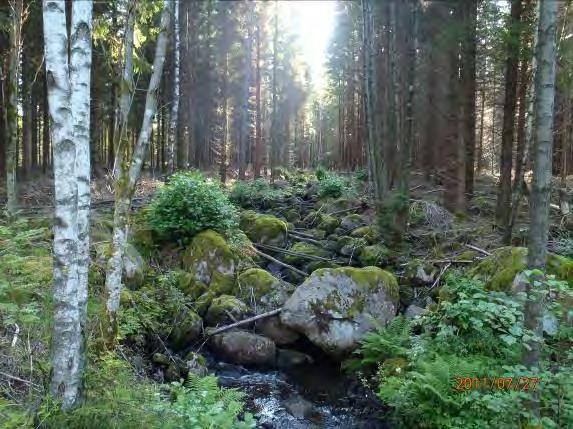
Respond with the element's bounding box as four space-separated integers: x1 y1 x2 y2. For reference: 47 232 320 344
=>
104 0 172 343
167 0 179 174
70 0 93 378
42 0 86 410
6 0 23 218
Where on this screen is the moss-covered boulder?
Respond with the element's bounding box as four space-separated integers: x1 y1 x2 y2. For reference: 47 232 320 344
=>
403 259 438 287
316 214 340 234
184 351 208 377
169 309 202 350
95 242 148 289
340 214 368 231
283 242 331 267
283 209 301 223
210 330 276 367
469 247 573 291
182 230 236 288
235 268 299 344
204 295 249 327
280 266 399 358
358 245 390 267
350 226 381 244
242 214 288 247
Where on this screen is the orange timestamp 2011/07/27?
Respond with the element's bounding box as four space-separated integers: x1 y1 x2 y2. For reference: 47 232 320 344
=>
453 376 541 392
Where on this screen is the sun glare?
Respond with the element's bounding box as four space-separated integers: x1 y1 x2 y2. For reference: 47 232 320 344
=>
277 0 338 95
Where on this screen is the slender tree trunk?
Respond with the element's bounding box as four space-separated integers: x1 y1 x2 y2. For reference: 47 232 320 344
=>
270 2 278 182
6 0 23 218
362 0 386 203
167 0 179 175
462 0 477 200
254 13 262 178
43 72 50 172
112 0 137 179
506 3 539 244
43 0 93 409
22 53 33 179
497 0 523 228
104 0 172 346
238 2 253 181
523 0 558 418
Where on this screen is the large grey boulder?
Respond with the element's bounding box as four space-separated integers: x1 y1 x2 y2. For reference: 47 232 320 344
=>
210 330 276 367
280 266 399 358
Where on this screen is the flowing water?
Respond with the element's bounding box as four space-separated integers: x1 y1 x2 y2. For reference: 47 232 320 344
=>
209 353 390 429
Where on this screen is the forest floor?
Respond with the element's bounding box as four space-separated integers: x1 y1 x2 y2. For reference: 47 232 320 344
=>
0 169 572 428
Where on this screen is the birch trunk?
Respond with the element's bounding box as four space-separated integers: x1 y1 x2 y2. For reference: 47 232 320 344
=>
523 0 559 417
112 0 137 179
167 0 179 174
43 0 93 409
104 0 172 345
6 0 23 218
70 0 93 378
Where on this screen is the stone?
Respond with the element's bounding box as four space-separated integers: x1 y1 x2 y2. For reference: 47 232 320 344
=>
336 236 366 257
404 304 427 319
210 330 276 366
184 351 208 377
469 246 573 291
170 309 203 350
235 268 299 344
280 266 399 358
95 242 147 290
276 349 314 369
152 352 170 366
358 245 390 267
243 214 288 247
204 295 249 327
340 214 368 231
316 214 340 234
403 259 438 286
182 230 236 287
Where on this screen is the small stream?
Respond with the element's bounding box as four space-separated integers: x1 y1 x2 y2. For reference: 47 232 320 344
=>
206 350 390 429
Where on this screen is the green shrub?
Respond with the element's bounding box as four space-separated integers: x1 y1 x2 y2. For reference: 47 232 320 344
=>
146 172 238 243
316 172 348 198
354 168 369 182
229 179 286 209
350 273 573 429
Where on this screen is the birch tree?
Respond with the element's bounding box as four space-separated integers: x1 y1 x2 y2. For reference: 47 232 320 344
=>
6 0 23 219
167 0 179 174
104 0 172 345
522 0 559 418
43 0 93 409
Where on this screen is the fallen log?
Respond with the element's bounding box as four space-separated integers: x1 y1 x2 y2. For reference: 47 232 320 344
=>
206 308 282 337
255 243 332 262
288 232 323 246
465 243 492 256
252 247 308 277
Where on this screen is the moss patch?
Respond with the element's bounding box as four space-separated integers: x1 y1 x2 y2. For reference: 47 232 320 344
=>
358 245 391 267
242 213 288 246
182 230 236 286
470 246 573 291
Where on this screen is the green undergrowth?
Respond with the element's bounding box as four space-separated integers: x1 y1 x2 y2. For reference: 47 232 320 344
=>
35 353 254 429
348 273 573 429
0 218 254 428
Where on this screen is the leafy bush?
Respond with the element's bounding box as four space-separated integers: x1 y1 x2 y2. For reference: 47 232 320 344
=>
316 172 349 198
354 168 369 182
351 273 573 429
146 172 238 243
229 179 287 209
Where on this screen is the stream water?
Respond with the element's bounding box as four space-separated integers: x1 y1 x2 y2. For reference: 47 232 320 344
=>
206 350 390 429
